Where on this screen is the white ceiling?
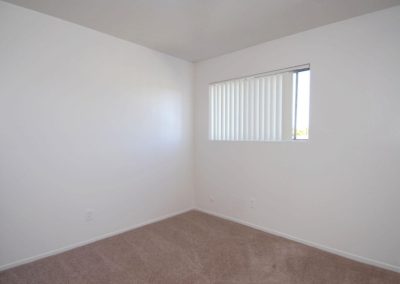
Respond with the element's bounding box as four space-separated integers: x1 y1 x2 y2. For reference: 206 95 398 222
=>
3 0 400 61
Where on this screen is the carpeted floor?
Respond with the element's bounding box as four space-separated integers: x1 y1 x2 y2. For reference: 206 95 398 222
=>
1 210 399 284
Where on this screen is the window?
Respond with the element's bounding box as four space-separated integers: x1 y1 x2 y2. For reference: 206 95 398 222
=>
209 65 310 141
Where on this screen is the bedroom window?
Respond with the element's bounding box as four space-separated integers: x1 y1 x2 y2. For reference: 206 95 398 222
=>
209 65 310 141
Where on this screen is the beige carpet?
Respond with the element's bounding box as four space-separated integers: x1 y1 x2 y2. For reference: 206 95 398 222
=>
1 210 399 284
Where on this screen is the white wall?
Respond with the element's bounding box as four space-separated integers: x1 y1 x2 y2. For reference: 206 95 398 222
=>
0 1 194 269
194 6 400 271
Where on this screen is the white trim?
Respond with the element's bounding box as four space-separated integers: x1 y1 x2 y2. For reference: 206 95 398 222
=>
0 207 194 272
196 208 400 273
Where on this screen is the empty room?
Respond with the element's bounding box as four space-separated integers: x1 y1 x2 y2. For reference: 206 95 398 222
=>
1 0 400 283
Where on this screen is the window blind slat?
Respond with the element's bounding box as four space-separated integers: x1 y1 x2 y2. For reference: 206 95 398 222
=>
215 85 218 140
227 82 230 140
239 79 244 140
277 74 283 140
245 79 249 140
235 80 239 140
219 83 222 140
255 79 259 141
209 85 214 140
273 76 277 140
217 85 221 140
260 78 265 140
266 77 271 141
248 79 253 140
230 81 235 140
222 83 226 140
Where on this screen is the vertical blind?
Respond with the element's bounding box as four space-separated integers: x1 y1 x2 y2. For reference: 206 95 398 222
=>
209 71 294 141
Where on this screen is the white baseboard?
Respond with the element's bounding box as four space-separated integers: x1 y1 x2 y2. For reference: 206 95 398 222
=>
2 207 399 274
196 208 400 274
0 207 194 272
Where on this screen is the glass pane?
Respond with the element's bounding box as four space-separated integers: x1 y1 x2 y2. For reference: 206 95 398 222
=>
295 70 310 139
